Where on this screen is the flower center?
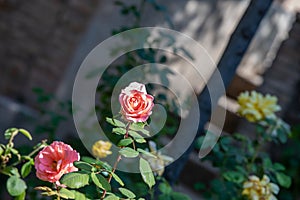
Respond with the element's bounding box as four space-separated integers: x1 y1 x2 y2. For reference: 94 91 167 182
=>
52 159 62 171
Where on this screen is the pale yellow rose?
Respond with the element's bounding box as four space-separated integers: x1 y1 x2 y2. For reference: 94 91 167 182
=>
237 91 281 122
242 175 279 200
92 140 112 158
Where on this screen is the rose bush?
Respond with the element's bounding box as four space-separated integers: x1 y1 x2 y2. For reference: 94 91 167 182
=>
119 82 154 123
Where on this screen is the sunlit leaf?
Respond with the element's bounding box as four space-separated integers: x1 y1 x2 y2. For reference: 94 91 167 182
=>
119 147 139 158
139 157 155 188
118 187 136 198
91 172 111 191
60 172 90 189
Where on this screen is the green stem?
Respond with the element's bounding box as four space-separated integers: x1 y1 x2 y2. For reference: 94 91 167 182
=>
11 140 47 167
247 135 263 172
101 123 131 199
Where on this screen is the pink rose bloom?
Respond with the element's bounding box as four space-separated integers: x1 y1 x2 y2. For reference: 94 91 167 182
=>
119 82 154 123
35 141 80 185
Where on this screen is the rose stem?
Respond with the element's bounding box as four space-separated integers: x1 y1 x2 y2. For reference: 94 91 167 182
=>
101 123 131 199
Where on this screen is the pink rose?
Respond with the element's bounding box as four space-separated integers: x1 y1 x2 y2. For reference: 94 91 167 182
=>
119 82 154 123
35 141 80 184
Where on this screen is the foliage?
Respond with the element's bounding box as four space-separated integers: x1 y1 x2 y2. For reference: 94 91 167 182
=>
194 91 292 200
0 128 47 199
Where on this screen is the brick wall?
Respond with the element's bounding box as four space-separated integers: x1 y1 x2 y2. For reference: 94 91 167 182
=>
0 0 98 106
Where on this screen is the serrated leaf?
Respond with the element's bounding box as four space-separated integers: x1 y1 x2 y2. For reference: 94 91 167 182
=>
112 127 127 135
119 187 136 198
18 129 32 140
117 138 133 147
21 160 32 178
111 172 124 186
129 123 150 136
59 188 75 199
128 130 143 139
276 172 291 188
137 148 157 158
60 172 90 189
91 172 111 191
74 161 93 171
139 157 155 188
119 147 139 158
6 176 27 196
106 118 125 127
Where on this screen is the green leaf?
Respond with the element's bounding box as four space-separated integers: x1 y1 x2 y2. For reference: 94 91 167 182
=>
111 172 124 186
81 156 98 164
74 161 93 171
91 172 111 191
6 176 27 196
34 186 52 192
0 145 4 155
137 148 157 158
117 138 133 147
112 127 127 135
275 172 291 188
223 171 245 184
4 128 18 140
106 118 125 127
128 130 143 139
118 187 136 198
129 123 150 136
170 192 191 200
139 157 155 188
41 191 58 197
10 148 19 155
104 194 120 200
273 163 285 171
135 138 147 143
59 188 75 199
81 157 112 171
130 122 145 130
97 160 113 172
263 157 273 170
18 129 32 140
72 190 89 200
119 147 139 158
60 172 90 189
159 182 172 194
21 160 32 178
15 191 26 200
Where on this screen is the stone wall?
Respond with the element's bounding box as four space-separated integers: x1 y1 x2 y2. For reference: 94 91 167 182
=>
0 0 98 106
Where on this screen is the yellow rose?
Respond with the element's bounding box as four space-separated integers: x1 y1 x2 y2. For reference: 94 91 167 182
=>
242 175 279 200
237 91 281 122
92 140 112 158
